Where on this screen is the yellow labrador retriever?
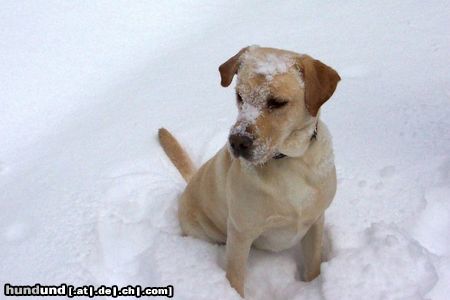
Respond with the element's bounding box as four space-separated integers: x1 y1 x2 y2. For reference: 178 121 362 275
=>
158 46 340 297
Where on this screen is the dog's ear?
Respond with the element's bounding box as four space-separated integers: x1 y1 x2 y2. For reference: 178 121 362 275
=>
297 55 341 116
218 47 249 87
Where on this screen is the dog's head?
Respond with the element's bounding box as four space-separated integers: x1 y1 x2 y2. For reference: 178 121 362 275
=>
219 46 340 165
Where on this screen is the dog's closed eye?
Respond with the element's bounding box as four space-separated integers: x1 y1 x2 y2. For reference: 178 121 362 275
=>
236 93 243 105
267 98 288 110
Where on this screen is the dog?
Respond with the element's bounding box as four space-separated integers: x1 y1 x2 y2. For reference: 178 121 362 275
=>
158 46 340 297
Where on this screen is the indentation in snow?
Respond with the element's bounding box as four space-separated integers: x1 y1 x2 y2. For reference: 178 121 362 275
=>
379 165 396 178
413 186 450 256
322 223 438 300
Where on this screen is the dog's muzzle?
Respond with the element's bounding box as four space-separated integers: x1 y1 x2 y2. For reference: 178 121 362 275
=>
228 134 253 159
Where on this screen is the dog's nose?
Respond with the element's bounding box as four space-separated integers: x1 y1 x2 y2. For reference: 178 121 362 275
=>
229 134 253 157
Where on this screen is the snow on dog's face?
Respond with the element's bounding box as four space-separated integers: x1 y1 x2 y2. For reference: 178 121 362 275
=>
219 46 340 165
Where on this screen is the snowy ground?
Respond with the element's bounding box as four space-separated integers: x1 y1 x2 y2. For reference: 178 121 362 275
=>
1 1 450 299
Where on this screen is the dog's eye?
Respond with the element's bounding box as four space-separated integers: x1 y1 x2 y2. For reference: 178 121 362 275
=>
236 93 243 105
267 98 288 110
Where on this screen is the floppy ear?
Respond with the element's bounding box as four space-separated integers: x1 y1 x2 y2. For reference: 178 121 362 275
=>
297 55 341 116
218 47 249 87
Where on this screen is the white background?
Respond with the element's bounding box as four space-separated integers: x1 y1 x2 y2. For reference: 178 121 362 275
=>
1 1 449 299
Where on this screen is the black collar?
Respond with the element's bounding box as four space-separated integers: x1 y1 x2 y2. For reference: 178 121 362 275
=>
272 153 287 159
273 122 318 160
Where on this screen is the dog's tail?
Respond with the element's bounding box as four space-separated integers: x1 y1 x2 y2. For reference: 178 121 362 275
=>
158 128 196 182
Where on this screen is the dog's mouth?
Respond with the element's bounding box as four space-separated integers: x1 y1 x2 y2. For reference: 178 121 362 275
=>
227 134 274 165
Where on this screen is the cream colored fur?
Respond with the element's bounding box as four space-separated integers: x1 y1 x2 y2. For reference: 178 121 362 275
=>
159 46 340 298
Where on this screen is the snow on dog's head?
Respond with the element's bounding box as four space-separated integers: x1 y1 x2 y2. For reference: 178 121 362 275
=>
241 47 295 81
218 46 340 165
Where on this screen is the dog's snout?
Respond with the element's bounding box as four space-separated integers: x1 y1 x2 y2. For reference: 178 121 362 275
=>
229 134 253 157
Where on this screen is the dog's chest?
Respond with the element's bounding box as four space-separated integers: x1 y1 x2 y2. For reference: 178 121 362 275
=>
254 224 310 252
230 146 336 252
253 179 320 251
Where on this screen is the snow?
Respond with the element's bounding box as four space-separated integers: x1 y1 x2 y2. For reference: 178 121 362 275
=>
231 102 261 138
241 47 295 80
413 186 450 256
1 1 450 300
322 223 438 300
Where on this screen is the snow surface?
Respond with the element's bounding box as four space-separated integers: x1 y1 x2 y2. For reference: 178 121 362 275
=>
1 1 450 299
241 47 295 81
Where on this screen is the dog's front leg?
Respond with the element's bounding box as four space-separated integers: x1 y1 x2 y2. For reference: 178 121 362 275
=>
225 222 253 298
300 214 324 281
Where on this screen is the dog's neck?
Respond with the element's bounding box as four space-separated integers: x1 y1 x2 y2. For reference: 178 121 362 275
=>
275 118 319 159
273 122 317 159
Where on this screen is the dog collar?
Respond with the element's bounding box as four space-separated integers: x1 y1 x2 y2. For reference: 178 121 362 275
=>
272 153 287 159
273 122 318 160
